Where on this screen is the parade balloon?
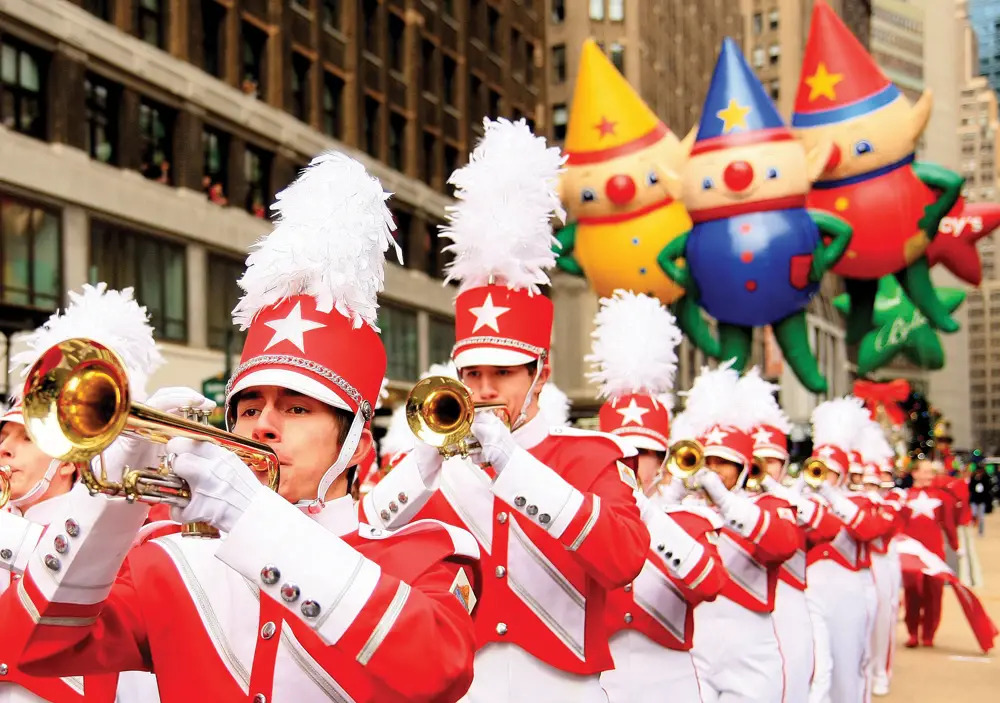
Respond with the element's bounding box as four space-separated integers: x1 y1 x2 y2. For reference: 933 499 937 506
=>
657 37 851 393
833 276 965 375
928 199 1000 286
554 39 719 357
792 1 964 345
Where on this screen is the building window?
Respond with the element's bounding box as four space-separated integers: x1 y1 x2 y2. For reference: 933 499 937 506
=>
241 21 267 98
364 96 382 157
608 0 624 22
769 44 780 65
202 126 229 205
84 74 118 164
138 98 174 184
422 131 437 185
379 302 419 380
551 0 565 24
551 44 567 83
525 41 535 86
589 0 604 21
291 53 310 122
89 221 186 341
552 103 568 141
201 0 226 78
322 72 344 138
0 195 61 310
244 145 271 218
136 0 166 49
443 55 458 106
388 13 406 73
392 208 412 263
488 90 501 119
206 254 247 352
84 0 114 21
487 6 501 53
0 37 46 139
444 144 460 188
322 0 340 29
422 39 437 94
753 12 762 34
510 28 523 76
428 315 455 367
769 9 779 30
610 42 624 73
389 111 407 171
362 0 380 55
753 47 765 68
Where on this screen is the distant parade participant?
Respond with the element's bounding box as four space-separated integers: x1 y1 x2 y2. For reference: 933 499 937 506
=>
589 290 726 702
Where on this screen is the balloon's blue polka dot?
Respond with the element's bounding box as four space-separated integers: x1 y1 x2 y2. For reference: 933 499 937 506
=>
639 268 647 275
632 237 640 245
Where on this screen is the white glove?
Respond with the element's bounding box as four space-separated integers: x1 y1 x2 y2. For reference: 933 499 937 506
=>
165 437 265 533
98 387 218 484
819 483 860 523
412 441 444 487
696 468 761 538
762 475 793 501
469 411 518 474
658 477 688 505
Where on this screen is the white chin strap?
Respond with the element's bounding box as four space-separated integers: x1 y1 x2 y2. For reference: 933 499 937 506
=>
10 459 61 508
511 357 546 432
296 406 368 514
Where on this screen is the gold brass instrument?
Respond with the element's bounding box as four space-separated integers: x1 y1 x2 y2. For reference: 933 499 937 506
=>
0 466 10 509
665 439 704 482
801 457 830 489
744 457 768 492
406 376 509 458
21 338 280 537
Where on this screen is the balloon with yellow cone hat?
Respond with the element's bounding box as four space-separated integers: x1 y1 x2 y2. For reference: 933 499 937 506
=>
555 38 718 357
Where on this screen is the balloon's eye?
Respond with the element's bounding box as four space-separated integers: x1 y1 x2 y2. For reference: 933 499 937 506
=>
766 167 779 179
702 177 714 190
853 140 874 156
646 171 660 186
581 188 598 203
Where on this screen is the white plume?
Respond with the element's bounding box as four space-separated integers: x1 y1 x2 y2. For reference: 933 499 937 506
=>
539 383 571 426
375 377 390 410
379 404 414 461
678 361 752 436
858 420 894 463
441 118 566 293
11 283 164 402
811 396 869 448
668 410 696 443
658 392 676 413
586 290 682 401
738 367 791 433
233 151 400 331
421 361 459 381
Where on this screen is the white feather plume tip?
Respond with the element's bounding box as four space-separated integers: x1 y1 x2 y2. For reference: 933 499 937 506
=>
738 367 791 433
858 421 894 463
539 383 571 426
442 118 566 293
678 360 753 435
810 396 869 449
10 283 164 402
233 151 400 331
421 361 459 381
586 291 682 400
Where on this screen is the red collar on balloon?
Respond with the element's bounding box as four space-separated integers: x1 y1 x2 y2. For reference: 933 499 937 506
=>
576 195 676 226
689 194 808 224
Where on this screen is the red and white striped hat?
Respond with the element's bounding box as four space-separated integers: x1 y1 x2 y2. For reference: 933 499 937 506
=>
681 361 755 472
738 368 792 463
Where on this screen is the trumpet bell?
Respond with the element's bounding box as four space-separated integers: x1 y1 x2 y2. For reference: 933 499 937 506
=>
801 457 829 489
406 377 477 452
744 457 767 492
666 439 704 480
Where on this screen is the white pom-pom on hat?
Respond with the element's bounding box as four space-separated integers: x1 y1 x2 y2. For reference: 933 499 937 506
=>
678 360 751 436
810 396 870 449
738 367 791 433
539 383 571 426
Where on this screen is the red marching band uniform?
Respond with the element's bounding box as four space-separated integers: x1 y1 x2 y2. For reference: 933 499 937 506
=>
1 152 482 702
360 119 649 702
588 291 726 702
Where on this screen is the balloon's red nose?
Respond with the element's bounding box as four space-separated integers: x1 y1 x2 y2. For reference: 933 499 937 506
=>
723 160 755 192
825 143 842 173
605 174 637 205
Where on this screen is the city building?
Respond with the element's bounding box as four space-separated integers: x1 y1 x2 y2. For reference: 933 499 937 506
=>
969 0 1000 99
0 0 547 417
870 0 925 103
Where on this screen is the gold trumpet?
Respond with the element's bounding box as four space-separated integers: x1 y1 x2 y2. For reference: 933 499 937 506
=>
21 338 279 538
801 457 830 489
744 457 768 492
0 466 10 509
665 439 704 482
406 376 509 459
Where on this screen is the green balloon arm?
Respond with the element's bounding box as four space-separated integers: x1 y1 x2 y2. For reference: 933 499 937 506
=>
717 324 752 372
773 313 828 393
671 298 720 359
913 162 964 240
553 223 584 276
808 210 853 282
896 262 960 333
657 231 692 290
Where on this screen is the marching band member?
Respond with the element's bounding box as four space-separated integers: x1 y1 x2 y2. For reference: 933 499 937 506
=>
0 284 169 703
588 291 726 703
669 364 799 703
805 398 894 703
902 457 960 648
4 152 481 702
740 369 841 703
362 118 650 702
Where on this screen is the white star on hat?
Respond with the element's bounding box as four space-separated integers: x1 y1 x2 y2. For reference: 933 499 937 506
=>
616 398 650 426
468 293 510 333
752 427 774 446
703 426 729 446
907 490 942 520
819 446 837 459
264 301 326 352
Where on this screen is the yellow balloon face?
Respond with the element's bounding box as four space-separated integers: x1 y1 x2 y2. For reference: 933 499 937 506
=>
573 202 692 304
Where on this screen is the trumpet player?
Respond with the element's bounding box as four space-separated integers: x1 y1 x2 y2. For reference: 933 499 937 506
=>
663 364 798 703
739 369 841 703
4 153 480 702
362 120 649 702
589 291 726 703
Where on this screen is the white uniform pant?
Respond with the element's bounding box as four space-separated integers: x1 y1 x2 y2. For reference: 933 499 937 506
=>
692 596 784 703
773 580 815 703
602 630 704 702
806 587 833 703
805 560 874 703
869 551 898 690
460 643 608 703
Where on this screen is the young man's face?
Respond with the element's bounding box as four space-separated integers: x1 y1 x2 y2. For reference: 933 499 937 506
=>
705 455 742 491
232 386 372 504
764 457 785 481
635 449 666 493
0 422 75 509
459 363 551 426
911 460 934 489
